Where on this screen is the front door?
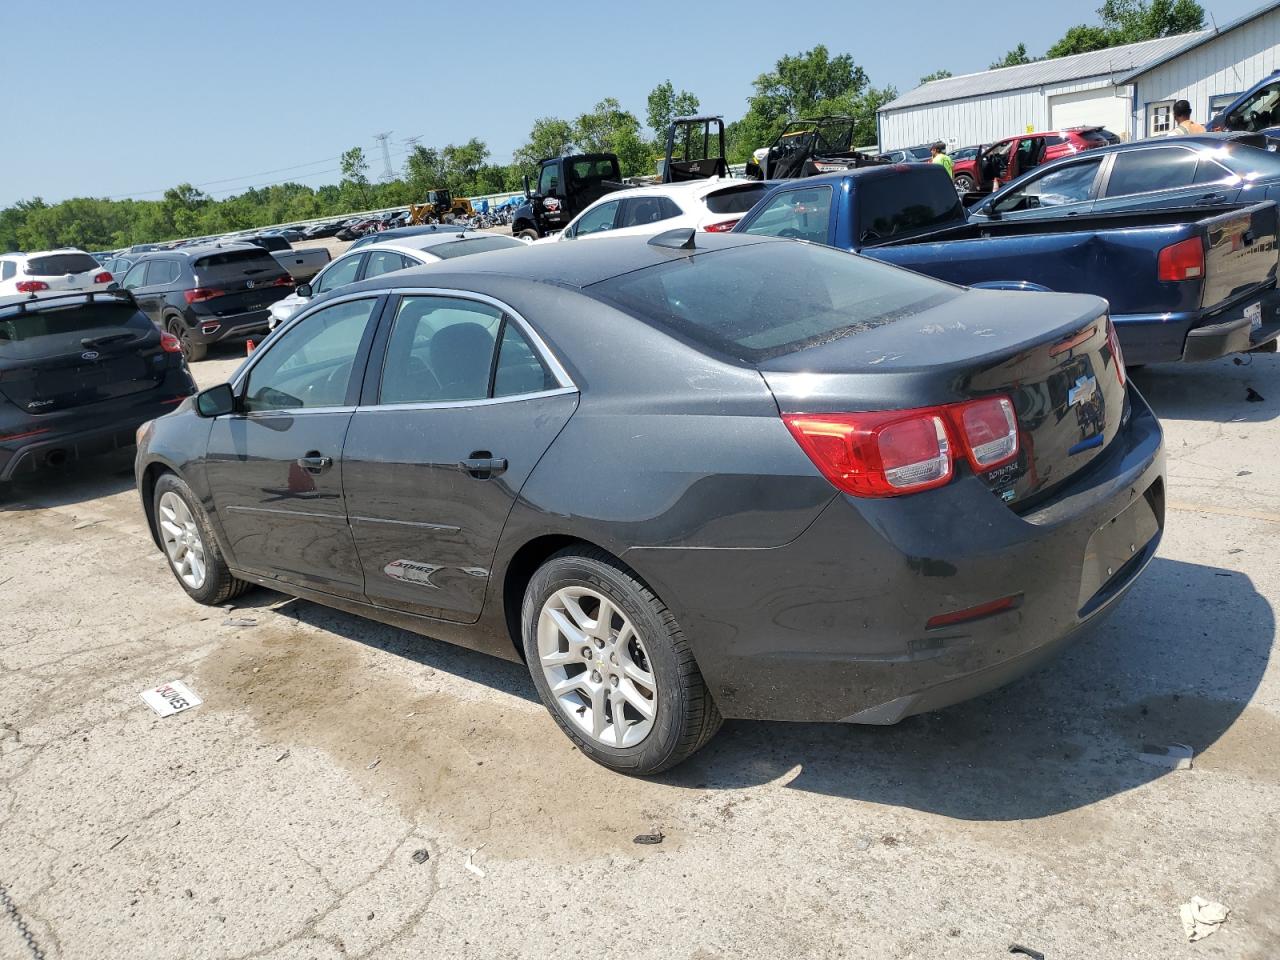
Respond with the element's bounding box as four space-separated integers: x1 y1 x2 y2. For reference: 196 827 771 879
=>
203 295 383 599
342 293 577 622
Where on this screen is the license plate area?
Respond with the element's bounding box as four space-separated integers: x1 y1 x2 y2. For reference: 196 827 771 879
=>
1078 489 1162 615
1246 301 1262 331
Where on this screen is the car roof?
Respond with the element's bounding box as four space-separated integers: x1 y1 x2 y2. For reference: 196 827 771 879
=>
3 248 92 260
338 231 780 293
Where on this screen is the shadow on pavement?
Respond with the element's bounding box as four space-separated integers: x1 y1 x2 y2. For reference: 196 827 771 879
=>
0 448 136 511
1132 351 1278 422
662 555 1273 819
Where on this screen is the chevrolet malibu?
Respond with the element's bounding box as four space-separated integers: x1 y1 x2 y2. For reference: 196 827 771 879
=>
135 232 1166 774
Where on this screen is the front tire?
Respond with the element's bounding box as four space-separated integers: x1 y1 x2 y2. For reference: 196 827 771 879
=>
955 174 977 193
153 473 250 606
522 548 722 775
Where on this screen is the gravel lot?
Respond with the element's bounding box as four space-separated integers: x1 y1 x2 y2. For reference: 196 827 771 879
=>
1 349 1277 960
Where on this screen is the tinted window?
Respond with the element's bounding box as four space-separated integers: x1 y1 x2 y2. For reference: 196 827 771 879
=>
25 253 99 276
590 241 956 363
996 157 1101 211
1224 81 1280 131
493 322 557 397
122 262 148 289
251 235 289 252
314 254 363 294
1193 158 1235 184
363 250 411 280
570 158 619 180
857 170 964 241
145 259 177 285
424 236 526 259
1044 135 1067 146
378 296 502 404
538 165 558 195
1105 148 1198 196
1 261 15 282
620 196 680 228
740 185 832 244
705 184 769 215
244 298 377 411
192 249 280 282
0 302 152 360
573 201 621 236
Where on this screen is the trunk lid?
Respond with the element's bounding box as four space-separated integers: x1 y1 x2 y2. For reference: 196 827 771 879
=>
760 288 1126 507
0 299 169 414
1198 201 1279 312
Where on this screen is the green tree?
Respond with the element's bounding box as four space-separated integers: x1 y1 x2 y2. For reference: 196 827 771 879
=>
990 43 1035 69
1100 0 1205 40
919 69 953 84
442 138 491 194
513 117 577 174
646 79 701 144
1046 24 1115 57
340 146 372 208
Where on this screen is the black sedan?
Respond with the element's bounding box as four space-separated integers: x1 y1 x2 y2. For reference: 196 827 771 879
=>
135 232 1166 774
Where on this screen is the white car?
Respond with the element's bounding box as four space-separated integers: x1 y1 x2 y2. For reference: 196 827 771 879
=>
544 179 772 244
267 231 528 328
0 249 115 306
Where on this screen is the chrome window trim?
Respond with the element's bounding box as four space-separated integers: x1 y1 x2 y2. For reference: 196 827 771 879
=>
354 386 578 414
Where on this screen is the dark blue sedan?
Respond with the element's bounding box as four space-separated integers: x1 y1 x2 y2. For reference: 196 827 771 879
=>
969 136 1280 221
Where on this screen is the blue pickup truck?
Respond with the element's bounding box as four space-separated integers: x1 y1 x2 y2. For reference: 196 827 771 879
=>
733 164 1280 364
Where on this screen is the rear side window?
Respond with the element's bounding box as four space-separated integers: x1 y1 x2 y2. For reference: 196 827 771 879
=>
146 260 178 285
0 302 152 360
589 241 957 363
1 261 15 282
705 184 769 215
379 296 503 404
740 185 833 244
24 253 99 276
1105 148 1198 196
620 196 681 228
857 170 965 241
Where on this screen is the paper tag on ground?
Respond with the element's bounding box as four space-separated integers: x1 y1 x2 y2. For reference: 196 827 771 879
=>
141 680 202 717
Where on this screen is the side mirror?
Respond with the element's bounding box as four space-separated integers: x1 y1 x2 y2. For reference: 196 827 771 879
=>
195 382 236 418
296 282 312 299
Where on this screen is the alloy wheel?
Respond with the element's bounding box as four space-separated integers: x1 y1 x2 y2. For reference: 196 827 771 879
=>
537 586 657 748
157 491 207 589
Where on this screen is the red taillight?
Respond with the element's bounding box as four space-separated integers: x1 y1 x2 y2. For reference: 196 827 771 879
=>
1105 318 1127 387
1157 237 1204 282
15 280 49 293
183 287 224 304
926 594 1020 630
0 427 52 441
160 331 183 354
783 395 1020 498
271 275 294 287
93 271 113 284
702 219 740 232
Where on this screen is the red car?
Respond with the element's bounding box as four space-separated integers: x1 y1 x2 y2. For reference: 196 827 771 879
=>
953 127 1119 193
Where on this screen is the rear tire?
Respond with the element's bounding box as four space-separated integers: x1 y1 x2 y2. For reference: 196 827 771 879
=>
152 473 250 606
515 228 539 242
166 316 207 362
521 548 721 775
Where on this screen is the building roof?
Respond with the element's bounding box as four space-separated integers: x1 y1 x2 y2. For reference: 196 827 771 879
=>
882 31 1210 112
1119 0 1280 81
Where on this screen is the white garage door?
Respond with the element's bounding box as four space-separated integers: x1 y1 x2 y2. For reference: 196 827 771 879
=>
1049 87 1130 138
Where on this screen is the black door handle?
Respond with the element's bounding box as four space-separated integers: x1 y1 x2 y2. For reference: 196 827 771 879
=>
296 454 333 473
459 454 508 479
1194 193 1227 205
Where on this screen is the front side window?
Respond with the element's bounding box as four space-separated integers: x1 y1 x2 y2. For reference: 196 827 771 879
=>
572 201 621 236
243 298 378 411
1105 148 1198 196
314 253 363 294
538 165 559 195
996 157 1102 212
1223 82 1280 131
740 185 832 244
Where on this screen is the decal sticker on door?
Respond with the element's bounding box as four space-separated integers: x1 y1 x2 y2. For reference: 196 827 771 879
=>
383 559 440 587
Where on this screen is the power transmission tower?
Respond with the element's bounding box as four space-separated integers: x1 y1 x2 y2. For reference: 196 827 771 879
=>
374 131 394 182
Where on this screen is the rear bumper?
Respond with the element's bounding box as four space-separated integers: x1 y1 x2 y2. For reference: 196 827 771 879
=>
1115 287 1280 364
0 383 194 481
186 310 273 345
626 387 1166 723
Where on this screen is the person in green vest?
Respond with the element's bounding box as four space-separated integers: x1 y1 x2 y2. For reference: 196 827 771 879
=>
930 141 954 179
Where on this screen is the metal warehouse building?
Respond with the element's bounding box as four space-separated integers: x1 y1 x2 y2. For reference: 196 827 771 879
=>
878 0 1280 149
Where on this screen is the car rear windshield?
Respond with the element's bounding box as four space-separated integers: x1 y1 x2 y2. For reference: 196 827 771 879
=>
193 249 281 278
426 236 527 260
251 235 290 251
857 169 965 242
588 241 957 363
0 301 151 360
24 253 100 276
1079 129 1120 145
705 184 770 215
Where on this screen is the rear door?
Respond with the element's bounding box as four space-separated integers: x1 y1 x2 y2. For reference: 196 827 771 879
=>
131 259 177 320
203 295 383 598
1092 145 1240 214
342 292 577 623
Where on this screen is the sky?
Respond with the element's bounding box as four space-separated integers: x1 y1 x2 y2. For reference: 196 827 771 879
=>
0 0 1265 207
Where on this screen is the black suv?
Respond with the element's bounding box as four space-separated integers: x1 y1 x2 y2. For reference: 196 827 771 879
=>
0 291 196 481
120 245 294 361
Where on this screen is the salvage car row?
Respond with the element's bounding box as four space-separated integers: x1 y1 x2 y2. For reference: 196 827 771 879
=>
3 120 1277 777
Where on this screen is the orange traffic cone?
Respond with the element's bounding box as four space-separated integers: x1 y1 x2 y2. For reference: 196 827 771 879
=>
246 339 256 355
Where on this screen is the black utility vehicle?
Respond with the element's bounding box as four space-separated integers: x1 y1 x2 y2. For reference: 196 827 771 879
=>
120 246 295 361
0 291 195 481
745 115 886 180
511 154 626 240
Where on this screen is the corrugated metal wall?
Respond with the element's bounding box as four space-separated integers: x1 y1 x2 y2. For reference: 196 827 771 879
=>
879 78 1127 149
1134 10 1280 135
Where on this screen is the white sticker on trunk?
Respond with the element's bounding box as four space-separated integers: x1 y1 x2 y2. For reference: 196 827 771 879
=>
141 680 202 717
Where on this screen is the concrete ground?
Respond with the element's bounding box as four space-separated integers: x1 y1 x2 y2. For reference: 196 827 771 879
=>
1 347 1277 960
